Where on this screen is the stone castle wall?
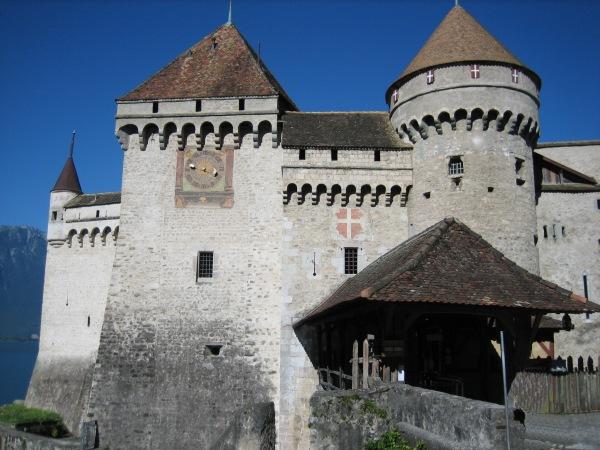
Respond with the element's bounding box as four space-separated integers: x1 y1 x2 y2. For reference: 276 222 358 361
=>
278 147 412 449
86 109 283 449
535 143 600 358
26 218 118 434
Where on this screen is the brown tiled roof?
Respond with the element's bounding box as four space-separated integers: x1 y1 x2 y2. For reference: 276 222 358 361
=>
296 218 599 325
64 192 121 209
119 24 296 109
281 112 411 150
52 158 82 193
391 6 538 88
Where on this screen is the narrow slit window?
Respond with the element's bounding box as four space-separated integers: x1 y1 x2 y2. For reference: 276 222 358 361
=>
562 226 566 238
597 199 600 209
583 274 589 299
195 100 202 112
51 211 57 221
543 225 548 238
196 251 214 279
331 149 338 161
152 101 159 113
448 156 464 175
374 150 381 162
344 247 358 275
239 99 245 110
299 149 306 160
87 316 90 327
96 210 100 218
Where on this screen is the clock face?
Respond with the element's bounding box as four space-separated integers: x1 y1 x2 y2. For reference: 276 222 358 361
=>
175 146 234 208
184 151 225 191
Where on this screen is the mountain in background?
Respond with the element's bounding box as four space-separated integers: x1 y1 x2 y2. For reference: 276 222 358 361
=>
0 226 46 338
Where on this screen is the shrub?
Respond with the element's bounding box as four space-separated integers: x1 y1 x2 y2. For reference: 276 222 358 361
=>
364 428 426 450
0 403 69 438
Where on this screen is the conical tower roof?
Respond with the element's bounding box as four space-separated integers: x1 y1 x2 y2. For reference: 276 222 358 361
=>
392 6 539 88
52 157 82 193
119 23 296 110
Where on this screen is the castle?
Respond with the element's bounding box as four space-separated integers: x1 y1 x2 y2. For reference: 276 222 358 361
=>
26 5 600 449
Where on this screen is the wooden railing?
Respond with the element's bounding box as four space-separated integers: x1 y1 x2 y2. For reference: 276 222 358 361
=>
317 338 402 390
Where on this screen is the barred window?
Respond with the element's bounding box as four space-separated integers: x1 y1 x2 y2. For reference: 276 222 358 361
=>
344 247 358 275
448 156 464 176
196 251 214 279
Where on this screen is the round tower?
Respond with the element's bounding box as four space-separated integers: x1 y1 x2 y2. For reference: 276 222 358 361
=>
48 131 82 244
387 6 541 274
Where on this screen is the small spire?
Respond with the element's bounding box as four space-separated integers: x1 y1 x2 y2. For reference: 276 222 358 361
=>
68 130 76 159
455 0 459 6
227 0 232 24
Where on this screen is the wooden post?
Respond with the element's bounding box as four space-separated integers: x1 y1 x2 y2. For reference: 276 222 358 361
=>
391 369 398 383
326 367 332 388
352 340 359 390
372 358 379 382
383 366 390 383
362 338 369 389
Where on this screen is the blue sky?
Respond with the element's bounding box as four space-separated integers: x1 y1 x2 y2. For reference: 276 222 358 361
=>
1 0 599 231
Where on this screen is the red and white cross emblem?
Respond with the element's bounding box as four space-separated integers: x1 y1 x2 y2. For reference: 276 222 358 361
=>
426 69 435 85
336 208 363 239
511 68 519 83
470 64 480 79
392 89 398 103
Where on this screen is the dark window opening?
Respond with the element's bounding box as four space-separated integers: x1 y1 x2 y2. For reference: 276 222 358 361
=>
152 102 159 113
344 247 358 275
196 251 214 279
448 156 464 175
423 191 431 199
534 234 538 246
597 199 600 209
195 100 202 112
96 210 100 218
299 149 306 160
87 316 90 327
205 344 222 356
562 226 566 238
488 187 494 193
331 149 338 161
583 274 589 300
374 150 381 162
52 211 57 221
239 99 245 110
543 225 548 239
516 178 526 186
515 158 524 175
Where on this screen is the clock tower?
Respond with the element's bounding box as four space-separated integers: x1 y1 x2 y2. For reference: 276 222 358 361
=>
87 22 296 449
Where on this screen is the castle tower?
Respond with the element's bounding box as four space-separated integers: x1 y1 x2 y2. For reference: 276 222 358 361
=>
387 6 541 274
87 22 295 449
47 132 81 244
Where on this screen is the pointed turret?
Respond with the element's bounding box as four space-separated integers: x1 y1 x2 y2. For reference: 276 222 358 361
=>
52 132 82 193
48 132 82 244
119 23 296 110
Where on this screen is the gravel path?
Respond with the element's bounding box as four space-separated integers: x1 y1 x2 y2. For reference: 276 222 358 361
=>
525 412 600 450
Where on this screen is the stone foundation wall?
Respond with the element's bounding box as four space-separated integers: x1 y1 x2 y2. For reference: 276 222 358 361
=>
309 384 526 450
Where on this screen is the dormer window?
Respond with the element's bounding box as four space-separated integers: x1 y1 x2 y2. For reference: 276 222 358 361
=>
448 156 464 176
470 64 480 79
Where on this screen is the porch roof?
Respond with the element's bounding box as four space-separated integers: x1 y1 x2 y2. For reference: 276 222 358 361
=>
296 218 599 326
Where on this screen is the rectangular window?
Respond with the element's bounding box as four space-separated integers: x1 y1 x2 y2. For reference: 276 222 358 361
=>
374 150 381 162
344 247 358 275
152 101 159 113
448 156 464 175
195 100 202 112
196 251 214 279
331 149 338 161
239 99 245 110
597 199 600 209
299 149 306 160
96 210 100 218
583 274 589 299
51 211 57 221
